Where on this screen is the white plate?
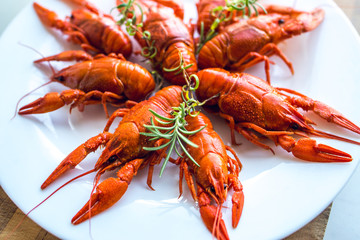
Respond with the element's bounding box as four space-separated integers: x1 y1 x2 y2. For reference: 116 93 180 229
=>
1 0 360 239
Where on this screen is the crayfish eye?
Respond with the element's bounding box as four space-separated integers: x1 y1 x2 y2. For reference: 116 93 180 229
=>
223 184 227 190
108 155 118 163
290 122 300 130
70 14 74 20
278 19 285 25
55 76 65 82
210 186 215 193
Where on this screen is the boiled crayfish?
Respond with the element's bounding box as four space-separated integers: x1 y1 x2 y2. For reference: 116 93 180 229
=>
196 68 360 162
118 0 198 85
18 51 155 117
173 112 243 240
40 85 183 224
33 0 132 57
197 5 325 82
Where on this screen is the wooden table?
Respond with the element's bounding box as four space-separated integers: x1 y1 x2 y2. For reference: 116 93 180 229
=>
1 0 359 239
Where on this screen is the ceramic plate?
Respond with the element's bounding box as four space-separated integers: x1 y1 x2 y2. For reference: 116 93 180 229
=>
1 0 360 239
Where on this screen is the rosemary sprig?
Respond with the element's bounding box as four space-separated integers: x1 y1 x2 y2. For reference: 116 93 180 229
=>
141 74 209 176
196 0 267 54
141 50 213 176
141 99 206 176
116 0 157 59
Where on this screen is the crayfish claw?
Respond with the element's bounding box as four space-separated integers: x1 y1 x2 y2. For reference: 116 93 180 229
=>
199 205 230 240
41 132 112 189
18 92 66 115
33 3 65 30
314 102 360 134
231 190 244 228
72 158 144 224
72 177 129 225
280 136 352 163
41 160 76 189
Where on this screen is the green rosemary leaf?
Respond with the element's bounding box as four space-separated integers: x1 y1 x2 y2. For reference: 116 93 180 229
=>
153 117 174 125
183 63 194 70
174 144 183 158
142 31 151 40
178 138 200 167
146 127 173 139
188 110 201 118
159 138 177 176
143 140 172 151
163 64 181 72
135 2 144 23
116 3 128 9
149 109 175 122
149 136 161 141
178 124 207 135
254 2 267 15
139 132 160 137
143 124 175 131
176 129 199 148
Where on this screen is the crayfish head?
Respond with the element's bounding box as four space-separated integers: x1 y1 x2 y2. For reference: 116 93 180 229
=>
52 63 89 89
249 7 325 43
95 123 141 171
196 153 228 204
69 8 97 25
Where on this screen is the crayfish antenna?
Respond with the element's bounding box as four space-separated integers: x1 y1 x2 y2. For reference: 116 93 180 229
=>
309 129 360 146
13 42 56 119
4 169 95 239
12 80 52 119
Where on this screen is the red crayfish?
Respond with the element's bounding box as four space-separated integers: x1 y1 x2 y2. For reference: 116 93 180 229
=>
124 0 198 85
33 0 132 58
173 112 244 240
196 68 360 163
197 6 325 82
40 85 183 224
18 50 155 117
